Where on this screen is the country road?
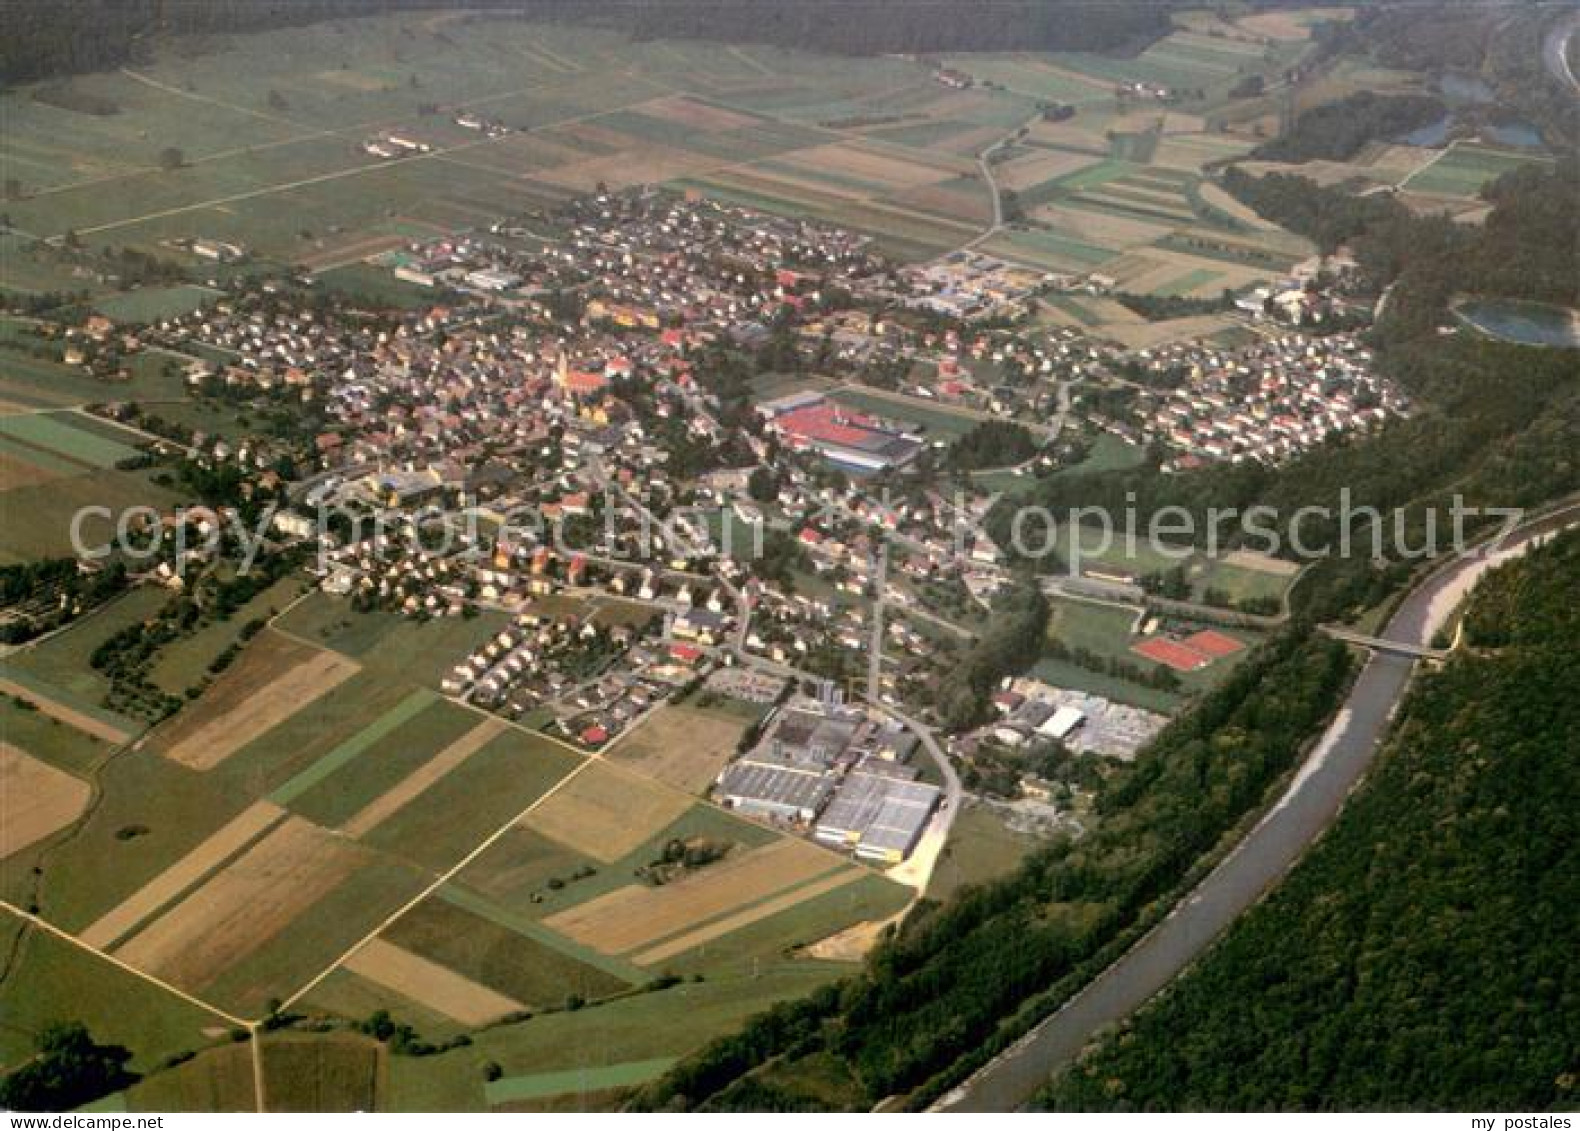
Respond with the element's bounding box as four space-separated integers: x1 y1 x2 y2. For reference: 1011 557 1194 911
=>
935 501 1580 1111
1542 6 1580 99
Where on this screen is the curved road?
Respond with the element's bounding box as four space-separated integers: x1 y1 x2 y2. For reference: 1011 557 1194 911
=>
1542 7 1580 99
936 502 1580 1111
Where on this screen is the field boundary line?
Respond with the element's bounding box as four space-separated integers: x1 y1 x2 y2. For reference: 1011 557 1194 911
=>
267 686 436 806
434 885 648 986
119 67 306 130
276 753 598 1013
79 800 289 951
630 867 867 968
339 715 506 837
1397 138 1457 192
0 898 250 1028
616 859 857 963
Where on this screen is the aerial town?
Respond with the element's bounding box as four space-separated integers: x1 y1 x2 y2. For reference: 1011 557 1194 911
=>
5 3 1570 1114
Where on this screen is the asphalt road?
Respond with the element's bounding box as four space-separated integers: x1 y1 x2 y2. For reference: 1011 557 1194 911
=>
1542 7 1580 99
935 504 1580 1111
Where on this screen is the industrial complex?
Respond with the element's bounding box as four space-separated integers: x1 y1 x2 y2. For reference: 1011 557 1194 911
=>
714 695 941 864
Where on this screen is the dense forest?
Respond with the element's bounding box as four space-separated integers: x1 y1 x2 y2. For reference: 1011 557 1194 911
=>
1040 530 1580 1110
1 0 1174 86
946 420 1040 472
634 629 1353 1109
1251 91 1445 162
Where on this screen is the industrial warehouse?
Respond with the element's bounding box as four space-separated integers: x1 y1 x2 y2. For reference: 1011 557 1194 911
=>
713 696 940 863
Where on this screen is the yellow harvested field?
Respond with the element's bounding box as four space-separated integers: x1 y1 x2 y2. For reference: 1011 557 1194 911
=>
344 938 524 1027
610 705 747 794
159 634 359 771
341 717 505 837
544 837 841 956
114 817 363 989
1031 202 1174 246
786 142 964 189
537 146 723 193
997 149 1103 191
0 743 89 859
0 678 132 745
639 94 759 132
523 760 692 863
801 912 904 962
1196 181 1282 231
1025 119 1115 155
630 867 865 967
744 164 870 203
1099 313 1239 351
1360 143 1439 181
1237 8 1349 40
79 801 288 949
1152 135 1256 172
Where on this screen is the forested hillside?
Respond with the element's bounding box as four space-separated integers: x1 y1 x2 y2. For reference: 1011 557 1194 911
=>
1040 529 1580 1110
1340 1 1578 147
1 0 1172 86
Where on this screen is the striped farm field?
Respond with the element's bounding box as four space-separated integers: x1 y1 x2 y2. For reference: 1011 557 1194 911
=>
0 674 135 744
358 725 583 873
542 837 845 959
0 742 90 859
267 687 439 808
344 938 525 1028
1402 143 1552 198
112 816 367 992
982 227 1120 272
0 411 141 468
339 716 507 837
522 759 693 863
1155 267 1226 297
629 867 865 967
0 436 89 480
382 895 630 1009
156 631 361 772
455 801 775 922
1052 157 1139 193
78 800 287 950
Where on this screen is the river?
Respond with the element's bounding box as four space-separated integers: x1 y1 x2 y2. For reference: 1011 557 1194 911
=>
935 502 1580 1111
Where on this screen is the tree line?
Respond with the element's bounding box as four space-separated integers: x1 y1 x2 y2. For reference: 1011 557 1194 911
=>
1251 90 1446 163
1040 529 1580 1110
2 0 1176 87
